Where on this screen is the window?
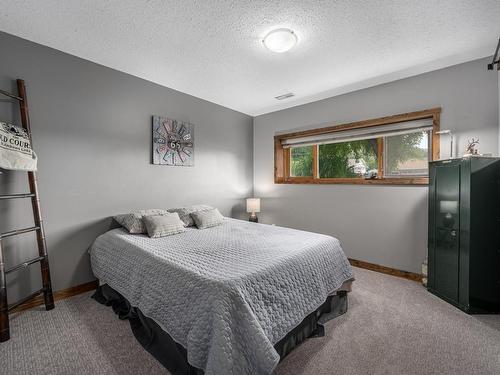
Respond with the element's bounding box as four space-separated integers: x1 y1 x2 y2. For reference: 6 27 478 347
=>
290 146 313 177
274 108 440 185
318 139 378 178
384 131 429 177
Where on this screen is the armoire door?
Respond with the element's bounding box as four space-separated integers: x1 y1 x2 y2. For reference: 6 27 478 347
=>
433 163 461 303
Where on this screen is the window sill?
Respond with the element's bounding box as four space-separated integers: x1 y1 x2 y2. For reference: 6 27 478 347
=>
276 177 429 185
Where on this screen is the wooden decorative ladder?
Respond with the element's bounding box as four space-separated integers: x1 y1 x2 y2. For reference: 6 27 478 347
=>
0 79 55 342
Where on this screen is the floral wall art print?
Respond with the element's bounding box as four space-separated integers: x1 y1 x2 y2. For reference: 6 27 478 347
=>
152 116 194 166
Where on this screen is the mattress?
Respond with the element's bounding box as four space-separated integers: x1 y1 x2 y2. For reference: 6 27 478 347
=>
90 218 354 375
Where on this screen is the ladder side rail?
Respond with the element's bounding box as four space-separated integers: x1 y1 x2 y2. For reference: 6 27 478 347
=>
16 79 54 310
0 241 9 342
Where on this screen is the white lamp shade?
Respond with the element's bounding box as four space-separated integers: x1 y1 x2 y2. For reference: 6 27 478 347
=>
246 198 261 213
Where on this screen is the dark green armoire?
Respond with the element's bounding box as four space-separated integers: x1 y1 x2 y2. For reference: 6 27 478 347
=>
428 157 500 313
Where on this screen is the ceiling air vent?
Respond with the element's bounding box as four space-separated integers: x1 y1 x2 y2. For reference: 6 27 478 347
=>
275 92 295 100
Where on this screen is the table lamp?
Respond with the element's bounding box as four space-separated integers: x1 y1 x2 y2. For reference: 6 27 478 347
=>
246 198 260 223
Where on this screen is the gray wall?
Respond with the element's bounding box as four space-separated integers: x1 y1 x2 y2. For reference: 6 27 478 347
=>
254 57 499 273
0 31 497 302
0 32 253 301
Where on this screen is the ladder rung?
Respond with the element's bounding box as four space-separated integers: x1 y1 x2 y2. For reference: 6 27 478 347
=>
8 288 44 312
0 88 24 101
0 193 36 200
0 226 40 239
6 256 45 275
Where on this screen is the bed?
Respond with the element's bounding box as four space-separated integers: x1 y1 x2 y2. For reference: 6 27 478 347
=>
89 218 354 375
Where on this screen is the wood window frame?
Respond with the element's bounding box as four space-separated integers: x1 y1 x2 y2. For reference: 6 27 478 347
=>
274 107 441 185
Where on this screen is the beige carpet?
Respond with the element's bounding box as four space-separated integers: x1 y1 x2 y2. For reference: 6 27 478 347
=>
1 267 500 375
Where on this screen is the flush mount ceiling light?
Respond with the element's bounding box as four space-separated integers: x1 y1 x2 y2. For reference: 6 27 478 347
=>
262 28 298 53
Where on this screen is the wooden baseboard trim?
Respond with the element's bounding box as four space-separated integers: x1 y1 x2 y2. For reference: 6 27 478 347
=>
11 260 420 313
349 258 423 283
11 279 99 313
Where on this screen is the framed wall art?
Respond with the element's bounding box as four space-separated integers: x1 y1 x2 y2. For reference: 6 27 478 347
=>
152 116 194 166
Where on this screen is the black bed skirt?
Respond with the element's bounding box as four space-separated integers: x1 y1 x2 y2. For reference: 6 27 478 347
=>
92 285 348 375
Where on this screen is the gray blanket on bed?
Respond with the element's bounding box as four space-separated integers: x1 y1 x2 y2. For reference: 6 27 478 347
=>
90 218 353 375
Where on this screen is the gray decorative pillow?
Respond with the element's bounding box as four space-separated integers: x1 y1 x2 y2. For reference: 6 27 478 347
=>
143 213 186 238
167 204 214 227
191 208 224 229
113 209 169 234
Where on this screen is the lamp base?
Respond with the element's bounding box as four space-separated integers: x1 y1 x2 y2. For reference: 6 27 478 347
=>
249 214 258 223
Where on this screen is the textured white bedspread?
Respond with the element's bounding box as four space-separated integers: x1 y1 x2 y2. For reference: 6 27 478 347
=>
90 218 353 375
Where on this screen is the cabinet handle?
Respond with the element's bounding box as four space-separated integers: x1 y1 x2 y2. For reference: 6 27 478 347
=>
450 230 457 237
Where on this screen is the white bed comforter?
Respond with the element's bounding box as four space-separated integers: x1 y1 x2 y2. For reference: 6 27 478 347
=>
89 218 353 375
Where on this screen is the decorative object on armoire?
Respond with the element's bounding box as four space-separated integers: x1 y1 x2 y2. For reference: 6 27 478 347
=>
0 122 37 171
428 157 500 313
152 116 194 166
246 198 261 223
0 79 55 343
487 37 499 70
463 138 479 157
435 130 453 158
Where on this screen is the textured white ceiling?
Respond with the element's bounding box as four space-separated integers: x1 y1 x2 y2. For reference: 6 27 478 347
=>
0 1 499 116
